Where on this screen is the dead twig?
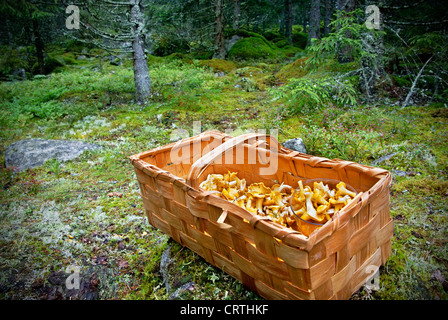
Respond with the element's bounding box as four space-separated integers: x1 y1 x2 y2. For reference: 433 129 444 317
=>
402 55 433 107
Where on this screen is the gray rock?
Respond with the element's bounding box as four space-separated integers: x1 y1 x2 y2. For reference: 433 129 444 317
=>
225 35 243 53
168 281 196 300
4 139 101 172
393 169 421 177
283 138 307 154
76 55 87 60
160 246 173 292
160 244 197 299
11 68 27 80
394 169 407 177
372 152 397 166
108 55 122 66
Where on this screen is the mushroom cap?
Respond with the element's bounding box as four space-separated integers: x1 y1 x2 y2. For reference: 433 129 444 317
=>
336 181 357 198
248 182 271 195
263 190 283 206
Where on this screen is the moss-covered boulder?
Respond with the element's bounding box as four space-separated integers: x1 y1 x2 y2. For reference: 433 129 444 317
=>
225 28 269 42
228 37 278 60
274 39 291 48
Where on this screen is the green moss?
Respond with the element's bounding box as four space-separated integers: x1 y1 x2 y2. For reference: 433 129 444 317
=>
228 37 278 60
60 52 78 65
233 66 263 77
318 58 359 74
275 57 309 81
292 32 308 50
199 59 238 73
274 39 290 48
164 52 194 64
225 28 270 43
191 50 214 60
393 176 448 197
147 54 164 65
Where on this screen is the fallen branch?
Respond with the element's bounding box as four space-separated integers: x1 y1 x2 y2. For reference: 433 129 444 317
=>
402 55 433 108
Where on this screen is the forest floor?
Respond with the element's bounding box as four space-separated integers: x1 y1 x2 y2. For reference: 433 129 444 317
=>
0 48 447 300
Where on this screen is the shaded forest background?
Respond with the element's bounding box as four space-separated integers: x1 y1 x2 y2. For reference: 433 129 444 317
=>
1 0 448 105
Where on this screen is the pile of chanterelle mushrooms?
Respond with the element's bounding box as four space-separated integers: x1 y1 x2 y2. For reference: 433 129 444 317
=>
199 172 357 231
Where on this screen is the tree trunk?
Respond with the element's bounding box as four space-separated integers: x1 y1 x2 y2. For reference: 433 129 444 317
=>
324 0 333 36
302 0 308 33
308 0 321 46
32 18 45 75
335 0 354 13
233 0 241 30
130 0 151 105
213 0 226 59
285 0 293 45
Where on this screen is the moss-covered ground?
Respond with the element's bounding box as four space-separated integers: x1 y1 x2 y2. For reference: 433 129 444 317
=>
0 46 447 300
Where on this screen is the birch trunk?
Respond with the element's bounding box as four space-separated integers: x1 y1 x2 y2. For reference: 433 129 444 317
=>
130 0 151 105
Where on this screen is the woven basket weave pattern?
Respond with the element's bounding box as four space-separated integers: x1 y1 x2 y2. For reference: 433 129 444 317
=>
130 130 393 300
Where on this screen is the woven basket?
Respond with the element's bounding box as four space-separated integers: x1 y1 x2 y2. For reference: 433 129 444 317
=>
130 130 393 300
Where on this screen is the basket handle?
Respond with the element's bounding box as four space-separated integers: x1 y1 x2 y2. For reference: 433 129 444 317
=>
186 133 280 189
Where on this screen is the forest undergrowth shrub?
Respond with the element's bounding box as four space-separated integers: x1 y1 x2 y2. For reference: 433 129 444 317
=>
299 122 382 163
149 61 213 96
269 75 358 114
0 68 134 126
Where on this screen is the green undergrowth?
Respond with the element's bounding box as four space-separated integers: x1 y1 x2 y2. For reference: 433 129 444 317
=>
0 47 447 300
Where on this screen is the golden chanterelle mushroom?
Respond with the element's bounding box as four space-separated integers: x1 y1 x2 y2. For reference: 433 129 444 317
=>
199 172 357 233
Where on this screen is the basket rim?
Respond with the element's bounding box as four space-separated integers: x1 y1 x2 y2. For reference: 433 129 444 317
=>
129 131 392 250
129 129 232 163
